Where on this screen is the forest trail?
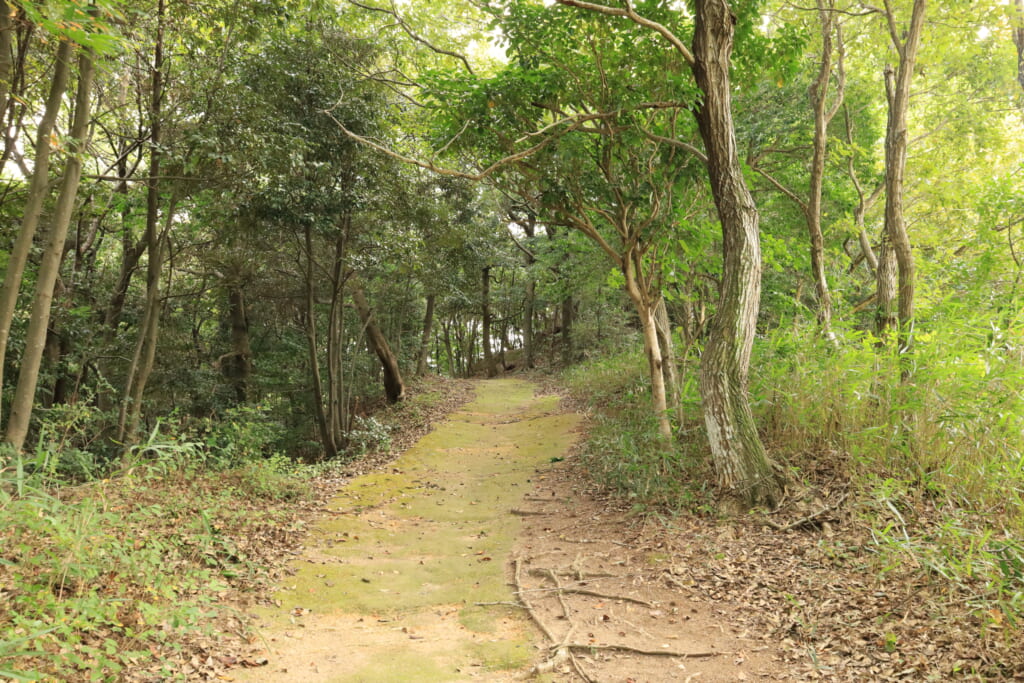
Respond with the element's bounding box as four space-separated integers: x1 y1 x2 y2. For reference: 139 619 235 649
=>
232 379 776 681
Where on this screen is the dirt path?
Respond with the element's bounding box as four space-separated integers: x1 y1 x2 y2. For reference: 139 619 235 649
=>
234 379 779 681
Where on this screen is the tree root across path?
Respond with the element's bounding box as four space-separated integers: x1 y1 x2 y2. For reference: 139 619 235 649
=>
501 458 783 681
502 556 723 681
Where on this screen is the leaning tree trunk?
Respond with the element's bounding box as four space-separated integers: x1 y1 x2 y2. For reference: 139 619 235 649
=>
0 40 72 427
352 285 406 403
693 0 782 508
0 0 13 119
5 45 94 451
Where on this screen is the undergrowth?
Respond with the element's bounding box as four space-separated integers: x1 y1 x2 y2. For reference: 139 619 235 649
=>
0 428 311 681
562 351 713 514
564 315 1024 634
751 317 1024 630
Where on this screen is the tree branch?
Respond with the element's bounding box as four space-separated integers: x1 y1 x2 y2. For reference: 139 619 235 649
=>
555 0 696 66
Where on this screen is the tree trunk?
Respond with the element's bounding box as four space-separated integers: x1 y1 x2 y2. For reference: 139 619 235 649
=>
302 225 337 460
521 215 537 368
326 225 348 446
5 45 93 451
416 294 435 376
118 2 169 443
481 266 497 377
875 236 898 335
654 295 681 417
560 295 574 366
1014 0 1023 96
225 286 252 403
352 284 406 403
877 0 926 345
807 0 843 336
693 0 781 508
0 40 72 427
624 262 672 439
0 0 13 117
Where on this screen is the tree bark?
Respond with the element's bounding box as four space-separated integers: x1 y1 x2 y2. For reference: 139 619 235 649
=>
0 40 72 427
352 284 406 403
877 0 926 345
806 0 843 335
416 293 435 376
693 0 781 508
654 295 681 417
624 260 672 439
521 214 537 368
0 0 13 118
302 225 337 460
225 286 253 403
5 45 94 451
481 266 497 377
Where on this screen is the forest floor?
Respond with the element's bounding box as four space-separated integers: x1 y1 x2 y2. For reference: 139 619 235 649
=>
223 379 781 682
209 376 1024 682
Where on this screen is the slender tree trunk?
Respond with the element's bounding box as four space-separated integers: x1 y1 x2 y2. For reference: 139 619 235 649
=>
326 226 348 446
118 0 169 443
624 263 672 439
5 46 93 450
0 40 72 427
302 225 337 460
807 0 843 335
416 294 435 376
1014 0 1023 96
443 320 456 376
0 0 13 117
225 286 252 403
877 0 926 345
481 266 497 377
693 0 781 508
654 295 681 417
521 215 537 368
352 284 406 403
561 295 574 366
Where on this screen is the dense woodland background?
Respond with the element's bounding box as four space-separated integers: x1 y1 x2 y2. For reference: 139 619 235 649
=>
1 0 1024 678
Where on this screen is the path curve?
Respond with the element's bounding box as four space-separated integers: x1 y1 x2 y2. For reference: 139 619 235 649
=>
235 379 581 681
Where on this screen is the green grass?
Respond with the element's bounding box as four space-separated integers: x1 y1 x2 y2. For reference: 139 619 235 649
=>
0 444 310 681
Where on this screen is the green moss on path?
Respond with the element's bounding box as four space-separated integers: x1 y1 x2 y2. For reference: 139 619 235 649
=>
235 379 581 682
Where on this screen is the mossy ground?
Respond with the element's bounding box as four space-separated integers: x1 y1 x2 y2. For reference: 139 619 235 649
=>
235 379 581 682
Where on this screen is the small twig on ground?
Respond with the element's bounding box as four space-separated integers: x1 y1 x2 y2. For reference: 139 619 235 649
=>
564 643 722 658
510 508 547 516
528 569 656 607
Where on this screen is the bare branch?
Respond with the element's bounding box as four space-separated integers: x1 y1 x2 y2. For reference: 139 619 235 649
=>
641 130 708 164
345 0 476 75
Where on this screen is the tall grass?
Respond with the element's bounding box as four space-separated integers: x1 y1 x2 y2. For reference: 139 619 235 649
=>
750 317 1024 526
563 352 714 513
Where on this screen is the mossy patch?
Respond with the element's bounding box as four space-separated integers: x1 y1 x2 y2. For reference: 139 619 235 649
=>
241 379 581 681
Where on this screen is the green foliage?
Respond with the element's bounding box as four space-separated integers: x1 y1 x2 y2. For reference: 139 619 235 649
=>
750 316 1024 623
0 444 307 680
